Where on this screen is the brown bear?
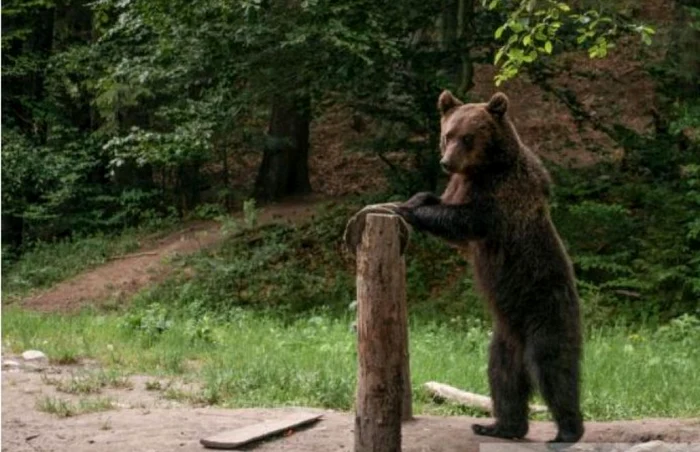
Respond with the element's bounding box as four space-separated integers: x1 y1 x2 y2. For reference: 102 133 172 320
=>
395 91 584 444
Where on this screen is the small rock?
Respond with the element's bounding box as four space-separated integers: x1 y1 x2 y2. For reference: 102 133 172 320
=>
22 350 48 362
2 359 21 369
559 446 592 452
625 441 671 452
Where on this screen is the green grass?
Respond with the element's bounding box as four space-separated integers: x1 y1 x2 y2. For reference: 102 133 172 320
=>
42 369 133 395
3 307 699 420
36 395 116 418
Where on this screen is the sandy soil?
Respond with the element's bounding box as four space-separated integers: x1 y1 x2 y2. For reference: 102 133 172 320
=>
2 364 699 452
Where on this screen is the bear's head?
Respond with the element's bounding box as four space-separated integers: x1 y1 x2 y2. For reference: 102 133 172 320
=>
436 90 512 175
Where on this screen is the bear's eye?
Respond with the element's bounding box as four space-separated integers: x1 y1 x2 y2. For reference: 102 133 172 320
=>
462 134 475 148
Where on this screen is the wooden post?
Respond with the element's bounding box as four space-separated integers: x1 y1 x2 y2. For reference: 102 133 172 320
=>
354 214 412 452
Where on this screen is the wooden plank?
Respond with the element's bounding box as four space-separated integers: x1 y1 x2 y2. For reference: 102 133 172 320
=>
200 412 323 450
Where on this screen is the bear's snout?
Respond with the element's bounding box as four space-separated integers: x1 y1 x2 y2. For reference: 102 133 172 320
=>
440 158 456 173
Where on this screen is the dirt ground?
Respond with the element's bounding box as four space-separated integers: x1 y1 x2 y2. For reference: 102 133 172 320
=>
2 363 700 452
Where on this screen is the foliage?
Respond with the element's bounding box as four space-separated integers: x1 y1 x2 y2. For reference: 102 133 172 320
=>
2 0 699 325
551 155 700 322
655 313 700 346
485 0 655 84
2 0 657 251
120 301 222 345
1 0 169 249
120 303 173 344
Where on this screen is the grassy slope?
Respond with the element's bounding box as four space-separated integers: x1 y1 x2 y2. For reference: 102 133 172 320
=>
1 223 178 303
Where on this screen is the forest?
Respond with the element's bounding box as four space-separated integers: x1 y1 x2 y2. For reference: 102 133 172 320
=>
1 0 700 448
3 0 699 319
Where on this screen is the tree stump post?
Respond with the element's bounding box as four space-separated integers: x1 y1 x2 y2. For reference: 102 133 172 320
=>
354 213 412 452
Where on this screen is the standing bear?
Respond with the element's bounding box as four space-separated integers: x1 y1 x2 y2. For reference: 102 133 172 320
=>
396 91 584 444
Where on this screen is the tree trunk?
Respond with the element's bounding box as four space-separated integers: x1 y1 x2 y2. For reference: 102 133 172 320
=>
2 2 55 139
458 0 476 94
439 0 475 96
254 94 312 201
666 1 700 98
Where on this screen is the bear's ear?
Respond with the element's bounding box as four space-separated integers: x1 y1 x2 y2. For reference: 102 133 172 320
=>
487 92 509 117
438 90 463 116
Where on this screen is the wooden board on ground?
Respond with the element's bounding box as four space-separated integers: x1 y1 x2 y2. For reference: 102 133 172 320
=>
200 412 323 450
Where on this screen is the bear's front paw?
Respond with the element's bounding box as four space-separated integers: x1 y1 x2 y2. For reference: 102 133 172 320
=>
393 205 418 227
403 192 440 209
343 203 411 255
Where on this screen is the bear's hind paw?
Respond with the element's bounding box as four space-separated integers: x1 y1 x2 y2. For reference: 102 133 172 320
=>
472 422 527 440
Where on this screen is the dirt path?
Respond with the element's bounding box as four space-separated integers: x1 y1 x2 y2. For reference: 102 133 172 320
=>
20 195 330 313
2 365 699 452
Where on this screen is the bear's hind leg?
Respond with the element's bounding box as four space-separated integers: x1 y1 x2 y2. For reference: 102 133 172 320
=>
472 333 530 440
526 335 584 444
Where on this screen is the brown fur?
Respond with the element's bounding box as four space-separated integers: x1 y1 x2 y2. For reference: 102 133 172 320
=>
396 91 584 444
440 174 474 260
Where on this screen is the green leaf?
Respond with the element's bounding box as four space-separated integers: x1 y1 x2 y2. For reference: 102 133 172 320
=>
523 50 537 63
494 47 506 64
641 33 652 46
488 0 499 10
545 41 553 54
509 20 524 33
523 35 532 46
598 44 608 57
557 3 571 12
495 25 505 39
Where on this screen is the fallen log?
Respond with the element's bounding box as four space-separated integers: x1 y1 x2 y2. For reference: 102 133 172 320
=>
423 381 547 414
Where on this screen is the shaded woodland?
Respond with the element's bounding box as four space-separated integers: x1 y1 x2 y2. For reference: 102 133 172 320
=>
2 0 699 319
